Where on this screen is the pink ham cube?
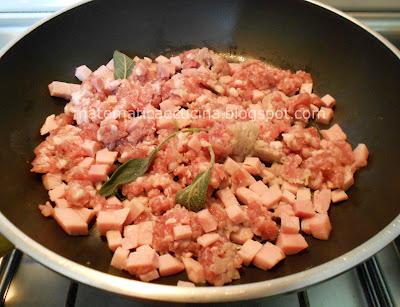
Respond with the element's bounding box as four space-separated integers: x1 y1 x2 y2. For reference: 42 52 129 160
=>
281 181 299 194
124 199 145 224
353 143 369 169
181 257 206 284
40 114 59 135
177 280 195 287
321 124 347 141
310 213 332 240
216 188 241 207
238 239 263 266
301 217 313 234
293 200 315 218
253 242 285 270
106 196 122 208
235 187 263 206
249 180 269 197
197 233 220 247
53 208 88 235
81 140 99 157
48 183 67 201
331 189 349 203
139 269 160 282
42 173 63 190
78 157 94 168
313 189 331 213
316 107 334 125
281 190 295 204
261 184 282 208
300 82 313 94
110 247 129 270
296 187 311 201
96 208 129 235
230 227 254 244
95 148 118 165
126 247 159 275
137 221 154 246
121 236 138 250
242 157 263 175
74 208 96 224
122 224 139 249
276 233 308 255
196 209 218 233
321 94 336 108
106 230 122 251
48 81 80 100
173 225 192 241
280 214 300 234
224 204 247 224
223 157 241 175
54 198 69 208
158 254 185 277
75 65 92 81
88 164 110 182
274 203 295 218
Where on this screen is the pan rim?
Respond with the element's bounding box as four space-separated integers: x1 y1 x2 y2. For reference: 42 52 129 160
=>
0 0 399 302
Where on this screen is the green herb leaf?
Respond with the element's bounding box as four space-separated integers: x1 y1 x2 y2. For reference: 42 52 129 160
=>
113 50 134 79
99 128 202 197
176 146 215 212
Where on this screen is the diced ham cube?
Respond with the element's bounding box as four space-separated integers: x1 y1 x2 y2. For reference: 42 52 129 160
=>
235 187 263 206
343 168 354 190
249 180 269 195
196 209 218 233
224 158 255 187
106 230 122 251
124 199 145 224
238 239 263 266
301 217 313 234
53 208 88 235
253 242 285 270
122 235 139 250
81 140 99 157
95 148 118 165
110 247 129 270
177 280 195 287
78 157 94 168
262 184 282 209
353 143 369 169
223 157 241 175
276 233 308 255
75 65 92 81
300 82 313 94
293 200 315 218
181 257 206 284
42 173 63 190
321 124 347 141
216 188 241 207
96 208 129 235
106 196 122 207
230 227 254 244
274 203 295 218
281 190 295 204
156 117 176 130
281 182 299 194
75 208 96 224
316 107 334 125
48 183 67 201
313 189 331 213
54 198 69 208
38 201 53 217
197 233 220 247
173 224 192 241
280 214 300 234
40 114 59 135
48 81 80 100
170 56 182 69
126 247 159 275
310 213 332 240
331 189 349 203
137 221 154 246
88 164 110 182
242 157 263 175
224 204 246 224
321 94 336 108
158 254 185 276
139 269 160 282
106 59 114 70
296 187 311 201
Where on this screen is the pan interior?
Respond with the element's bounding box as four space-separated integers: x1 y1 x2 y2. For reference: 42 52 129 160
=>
0 0 399 286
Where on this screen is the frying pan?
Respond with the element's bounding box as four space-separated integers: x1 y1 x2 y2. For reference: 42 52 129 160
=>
0 0 399 302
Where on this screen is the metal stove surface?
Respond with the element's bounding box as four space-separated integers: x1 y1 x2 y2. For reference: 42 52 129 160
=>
0 1 399 306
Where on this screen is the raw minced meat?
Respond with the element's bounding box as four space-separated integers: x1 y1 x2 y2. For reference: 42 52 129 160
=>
32 48 369 286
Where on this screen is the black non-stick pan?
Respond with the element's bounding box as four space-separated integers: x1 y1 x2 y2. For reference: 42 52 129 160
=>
0 0 399 302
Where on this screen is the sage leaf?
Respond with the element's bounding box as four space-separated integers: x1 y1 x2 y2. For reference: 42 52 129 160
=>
113 50 134 79
176 146 215 212
100 128 201 197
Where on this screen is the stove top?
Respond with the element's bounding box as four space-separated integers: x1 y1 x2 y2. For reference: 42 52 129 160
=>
0 1 399 306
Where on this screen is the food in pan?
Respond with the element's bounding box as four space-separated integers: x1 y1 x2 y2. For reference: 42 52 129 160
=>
32 48 369 286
